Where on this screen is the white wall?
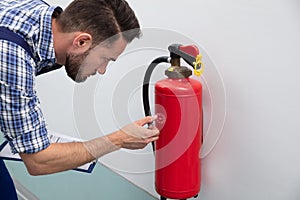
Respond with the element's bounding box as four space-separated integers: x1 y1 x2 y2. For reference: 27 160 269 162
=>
41 0 300 199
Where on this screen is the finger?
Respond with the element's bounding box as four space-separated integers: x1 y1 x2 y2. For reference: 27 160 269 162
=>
148 123 155 129
138 128 159 139
145 136 159 143
143 126 160 138
135 115 157 126
148 125 159 132
149 126 160 136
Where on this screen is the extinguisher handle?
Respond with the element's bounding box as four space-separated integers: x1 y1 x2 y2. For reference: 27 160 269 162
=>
168 44 199 68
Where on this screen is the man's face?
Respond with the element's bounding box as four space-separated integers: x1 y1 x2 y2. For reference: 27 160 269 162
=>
64 37 127 83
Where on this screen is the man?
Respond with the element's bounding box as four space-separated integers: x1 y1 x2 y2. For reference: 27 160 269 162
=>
0 0 159 198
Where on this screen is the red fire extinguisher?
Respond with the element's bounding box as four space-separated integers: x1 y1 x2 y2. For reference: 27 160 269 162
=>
143 44 204 200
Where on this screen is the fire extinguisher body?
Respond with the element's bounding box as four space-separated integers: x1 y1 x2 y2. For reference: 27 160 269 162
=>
155 76 202 199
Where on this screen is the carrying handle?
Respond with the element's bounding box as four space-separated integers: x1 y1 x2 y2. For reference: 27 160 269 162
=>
168 44 204 76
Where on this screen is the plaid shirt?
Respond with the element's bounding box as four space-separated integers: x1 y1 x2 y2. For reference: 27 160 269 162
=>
0 0 60 154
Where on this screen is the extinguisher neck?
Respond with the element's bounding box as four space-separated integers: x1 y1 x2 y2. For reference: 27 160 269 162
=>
169 48 193 79
165 66 192 79
170 52 181 67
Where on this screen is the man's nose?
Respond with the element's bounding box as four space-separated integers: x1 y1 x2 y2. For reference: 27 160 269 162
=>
97 63 108 74
97 68 106 74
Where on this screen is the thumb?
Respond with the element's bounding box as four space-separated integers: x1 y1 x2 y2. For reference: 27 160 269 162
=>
135 115 157 126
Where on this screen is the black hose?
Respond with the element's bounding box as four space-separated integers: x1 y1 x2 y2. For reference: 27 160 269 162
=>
142 56 170 152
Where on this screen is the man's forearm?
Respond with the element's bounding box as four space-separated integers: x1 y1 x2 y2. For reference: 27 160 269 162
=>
19 116 158 176
19 133 119 175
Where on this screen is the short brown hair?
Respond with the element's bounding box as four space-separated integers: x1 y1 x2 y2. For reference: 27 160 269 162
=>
56 0 141 45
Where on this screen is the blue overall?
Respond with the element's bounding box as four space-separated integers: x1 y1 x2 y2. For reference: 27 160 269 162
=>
0 158 18 199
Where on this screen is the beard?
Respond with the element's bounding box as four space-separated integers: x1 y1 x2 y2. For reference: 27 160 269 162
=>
64 50 90 83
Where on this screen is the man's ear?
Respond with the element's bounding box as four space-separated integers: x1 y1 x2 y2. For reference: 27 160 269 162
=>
73 33 92 53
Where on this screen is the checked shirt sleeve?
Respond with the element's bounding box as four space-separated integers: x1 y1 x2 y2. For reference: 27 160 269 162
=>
0 41 50 154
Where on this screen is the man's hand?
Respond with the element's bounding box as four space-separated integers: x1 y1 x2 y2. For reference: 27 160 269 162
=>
117 116 159 149
83 115 159 159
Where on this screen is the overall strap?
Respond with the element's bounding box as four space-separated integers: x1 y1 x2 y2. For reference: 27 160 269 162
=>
0 27 63 75
0 27 34 58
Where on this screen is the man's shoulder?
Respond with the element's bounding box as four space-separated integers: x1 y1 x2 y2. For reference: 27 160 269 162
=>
0 0 58 68
0 0 51 36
